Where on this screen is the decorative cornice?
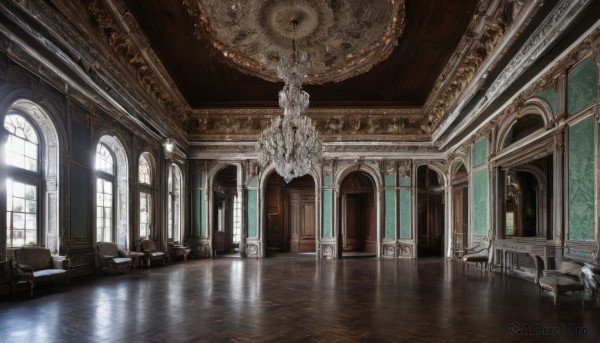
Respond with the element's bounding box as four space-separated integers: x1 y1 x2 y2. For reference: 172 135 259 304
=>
485 0 592 101
426 0 544 134
86 0 188 124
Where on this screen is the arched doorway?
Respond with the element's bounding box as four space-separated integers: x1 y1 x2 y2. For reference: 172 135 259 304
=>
451 163 469 257
417 165 445 257
339 171 376 255
265 173 316 253
212 165 241 255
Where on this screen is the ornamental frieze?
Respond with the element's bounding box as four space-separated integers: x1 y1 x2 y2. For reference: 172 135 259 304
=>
187 113 427 138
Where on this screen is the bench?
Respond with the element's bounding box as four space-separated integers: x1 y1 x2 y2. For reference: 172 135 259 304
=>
13 246 70 297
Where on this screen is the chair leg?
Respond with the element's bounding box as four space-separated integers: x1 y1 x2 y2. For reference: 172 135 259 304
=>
553 287 558 306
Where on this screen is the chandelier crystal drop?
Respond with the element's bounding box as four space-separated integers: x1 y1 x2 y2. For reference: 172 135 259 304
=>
256 20 323 183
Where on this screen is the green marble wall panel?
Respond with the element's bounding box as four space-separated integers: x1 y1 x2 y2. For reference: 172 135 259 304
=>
192 175 203 187
568 58 598 113
247 176 258 187
399 176 411 187
323 175 333 186
473 168 489 236
384 175 396 187
536 88 557 116
568 116 595 241
322 190 333 237
385 190 396 239
247 190 258 237
473 138 489 167
192 190 202 236
399 189 411 239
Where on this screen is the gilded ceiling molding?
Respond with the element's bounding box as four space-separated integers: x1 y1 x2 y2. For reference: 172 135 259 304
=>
188 112 427 138
86 0 188 124
485 0 593 102
185 0 406 84
422 0 541 133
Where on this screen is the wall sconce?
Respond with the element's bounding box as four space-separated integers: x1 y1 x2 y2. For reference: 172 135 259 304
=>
163 138 174 159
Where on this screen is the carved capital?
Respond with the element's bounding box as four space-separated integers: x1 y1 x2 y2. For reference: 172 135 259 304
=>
398 160 412 178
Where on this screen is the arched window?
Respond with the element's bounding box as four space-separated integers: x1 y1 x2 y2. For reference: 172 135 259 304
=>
5 115 40 247
95 136 128 248
3 100 60 253
167 164 182 243
95 143 115 243
138 153 153 238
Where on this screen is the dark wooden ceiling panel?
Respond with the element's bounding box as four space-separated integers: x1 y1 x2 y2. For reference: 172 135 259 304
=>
125 0 477 109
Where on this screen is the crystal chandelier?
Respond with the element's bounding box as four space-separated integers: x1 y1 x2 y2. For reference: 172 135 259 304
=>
256 20 323 183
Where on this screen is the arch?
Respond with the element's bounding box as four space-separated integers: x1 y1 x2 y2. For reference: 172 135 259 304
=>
2 99 61 253
258 164 320 257
167 163 184 243
338 171 377 255
414 162 447 257
496 98 553 152
208 162 243 255
137 151 156 239
334 162 382 258
95 134 129 250
447 156 470 259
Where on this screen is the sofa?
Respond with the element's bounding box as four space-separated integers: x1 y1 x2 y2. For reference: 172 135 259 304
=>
13 246 70 297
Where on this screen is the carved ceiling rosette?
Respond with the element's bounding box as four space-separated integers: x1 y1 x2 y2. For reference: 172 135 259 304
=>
188 0 405 84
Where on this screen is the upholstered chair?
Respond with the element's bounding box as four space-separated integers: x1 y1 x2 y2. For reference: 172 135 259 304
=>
96 242 133 274
539 261 585 307
13 246 70 297
140 238 166 267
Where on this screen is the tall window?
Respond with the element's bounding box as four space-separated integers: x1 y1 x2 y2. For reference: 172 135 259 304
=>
95 136 128 248
5 114 40 247
168 164 182 242
138 153 153 238
232 194 241 243
96 143 115 243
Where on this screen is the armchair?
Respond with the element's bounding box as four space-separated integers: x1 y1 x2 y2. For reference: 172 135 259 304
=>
96 242 133 274
539 261 584 307
13 246 70 297
139 238 166 268
462 239 492 273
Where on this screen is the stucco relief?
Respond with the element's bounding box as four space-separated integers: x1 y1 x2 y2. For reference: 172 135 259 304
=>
187 0 405 84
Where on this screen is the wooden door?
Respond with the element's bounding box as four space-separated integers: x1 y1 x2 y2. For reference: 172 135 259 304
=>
267 189 284 250
289 191 315 252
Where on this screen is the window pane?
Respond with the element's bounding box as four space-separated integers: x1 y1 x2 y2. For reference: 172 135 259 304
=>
139 154 152 185
4 115 39 172
6 179 38 247
95 144 114 175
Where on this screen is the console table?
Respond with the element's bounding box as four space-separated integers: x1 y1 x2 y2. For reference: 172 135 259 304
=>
494 239 556 283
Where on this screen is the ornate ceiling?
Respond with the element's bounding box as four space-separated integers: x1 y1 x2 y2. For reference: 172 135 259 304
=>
1 0 568 152
192 0 405 84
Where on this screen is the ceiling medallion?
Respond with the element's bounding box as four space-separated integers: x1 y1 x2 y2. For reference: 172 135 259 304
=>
195 0 405 84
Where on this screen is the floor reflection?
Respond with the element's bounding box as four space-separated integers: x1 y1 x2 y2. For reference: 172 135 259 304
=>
1 255 598 341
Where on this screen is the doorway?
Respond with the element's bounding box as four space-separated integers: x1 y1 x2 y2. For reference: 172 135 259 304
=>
417 165 445 257
212 165 241 255
339 172 376 254
452 164 468 256
265 173 316 253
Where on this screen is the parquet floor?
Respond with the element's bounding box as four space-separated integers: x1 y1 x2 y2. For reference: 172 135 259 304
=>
0 254 598 342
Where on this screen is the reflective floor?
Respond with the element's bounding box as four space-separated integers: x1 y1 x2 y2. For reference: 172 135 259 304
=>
0 255 598 342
